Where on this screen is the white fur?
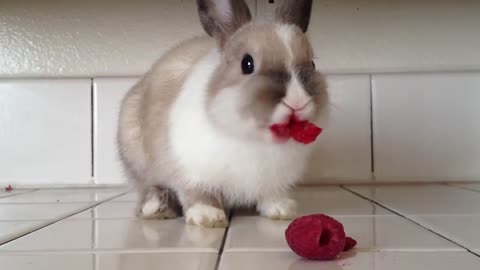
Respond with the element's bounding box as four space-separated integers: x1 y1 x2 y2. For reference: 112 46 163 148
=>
141 196 160 217
276 24 295 60
168 49 313 207
185 203 227 227
216 0 233 20
208 85 259 138
257 197 297 219
276 24 311 115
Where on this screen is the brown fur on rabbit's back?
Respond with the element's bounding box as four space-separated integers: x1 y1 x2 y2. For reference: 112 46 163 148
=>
117 36 215 188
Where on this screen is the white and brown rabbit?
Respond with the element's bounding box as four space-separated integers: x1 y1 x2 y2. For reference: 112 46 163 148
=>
117 0 327 227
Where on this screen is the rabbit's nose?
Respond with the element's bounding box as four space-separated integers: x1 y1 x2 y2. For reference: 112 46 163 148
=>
281 98 315 122
281 99 312 112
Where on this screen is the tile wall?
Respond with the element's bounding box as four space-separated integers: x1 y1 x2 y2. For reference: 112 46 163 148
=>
1 72 479 186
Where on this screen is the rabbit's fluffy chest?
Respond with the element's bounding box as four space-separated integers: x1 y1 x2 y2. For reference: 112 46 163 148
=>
168 49 311 205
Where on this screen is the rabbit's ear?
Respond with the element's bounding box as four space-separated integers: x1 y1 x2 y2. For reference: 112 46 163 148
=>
274 0 313 33
196 0 252 45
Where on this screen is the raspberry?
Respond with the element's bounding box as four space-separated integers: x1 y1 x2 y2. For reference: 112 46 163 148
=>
343 237 357 251
284 215 324 259
269 118 322 144
290 121 323 144
285 214 356 260
269 123 291 139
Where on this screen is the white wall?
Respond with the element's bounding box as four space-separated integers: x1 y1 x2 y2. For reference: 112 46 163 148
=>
0 0 251 77
1 0 480 77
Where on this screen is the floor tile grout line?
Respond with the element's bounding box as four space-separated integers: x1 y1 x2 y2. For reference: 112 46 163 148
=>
0 249 220 255
340 185 480 258
222 247 466 253
214 210 234 270
68 215 396 221
0 201 134 205
2 212 477 223
0 247 471 255
0 192 128 247
0 189 39 200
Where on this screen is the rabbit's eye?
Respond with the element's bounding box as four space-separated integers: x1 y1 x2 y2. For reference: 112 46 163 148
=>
241 54 255 75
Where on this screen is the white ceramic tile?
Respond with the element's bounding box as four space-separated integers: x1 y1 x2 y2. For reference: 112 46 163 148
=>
97 253 217 270
0 189 35 198
0 219 94 251
372 73 480 182
235 186 389 217
93 78 139 184
110 191 138 202
0 253 217 270
0 254 93 270
219 251 480 270
0 188 126 204
410 215 480 251
225 215 459 252
72 202 138 219
0 218 225 252
291 186 388 216
0 79 92 185
346 184 480 215
0 221 46 243
304 75 372 183
0 203 90 221
95 219 225 252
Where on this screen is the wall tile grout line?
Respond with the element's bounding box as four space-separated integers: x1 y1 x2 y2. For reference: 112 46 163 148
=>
369 74 375 180
0 191 128 247
340 185 480 258
90 78 95 183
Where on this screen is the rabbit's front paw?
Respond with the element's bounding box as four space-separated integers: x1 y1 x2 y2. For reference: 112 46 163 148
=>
185 203 228 228
257 198 297 220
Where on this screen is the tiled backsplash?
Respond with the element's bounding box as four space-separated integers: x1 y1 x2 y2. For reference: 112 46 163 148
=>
93 78 137 185
1 72 479 186
0 79 92 185
372 73 480 182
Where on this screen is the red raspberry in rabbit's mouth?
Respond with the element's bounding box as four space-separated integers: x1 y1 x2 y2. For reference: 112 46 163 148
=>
269 116 323 144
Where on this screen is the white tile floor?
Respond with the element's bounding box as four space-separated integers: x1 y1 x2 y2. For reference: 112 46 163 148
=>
1 184 480 269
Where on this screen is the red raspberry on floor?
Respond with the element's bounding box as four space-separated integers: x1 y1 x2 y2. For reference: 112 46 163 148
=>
5 184 13 192
285 214 357 260
343 236 357 251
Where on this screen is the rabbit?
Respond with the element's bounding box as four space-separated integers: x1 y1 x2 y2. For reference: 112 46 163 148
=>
117 0 328 228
